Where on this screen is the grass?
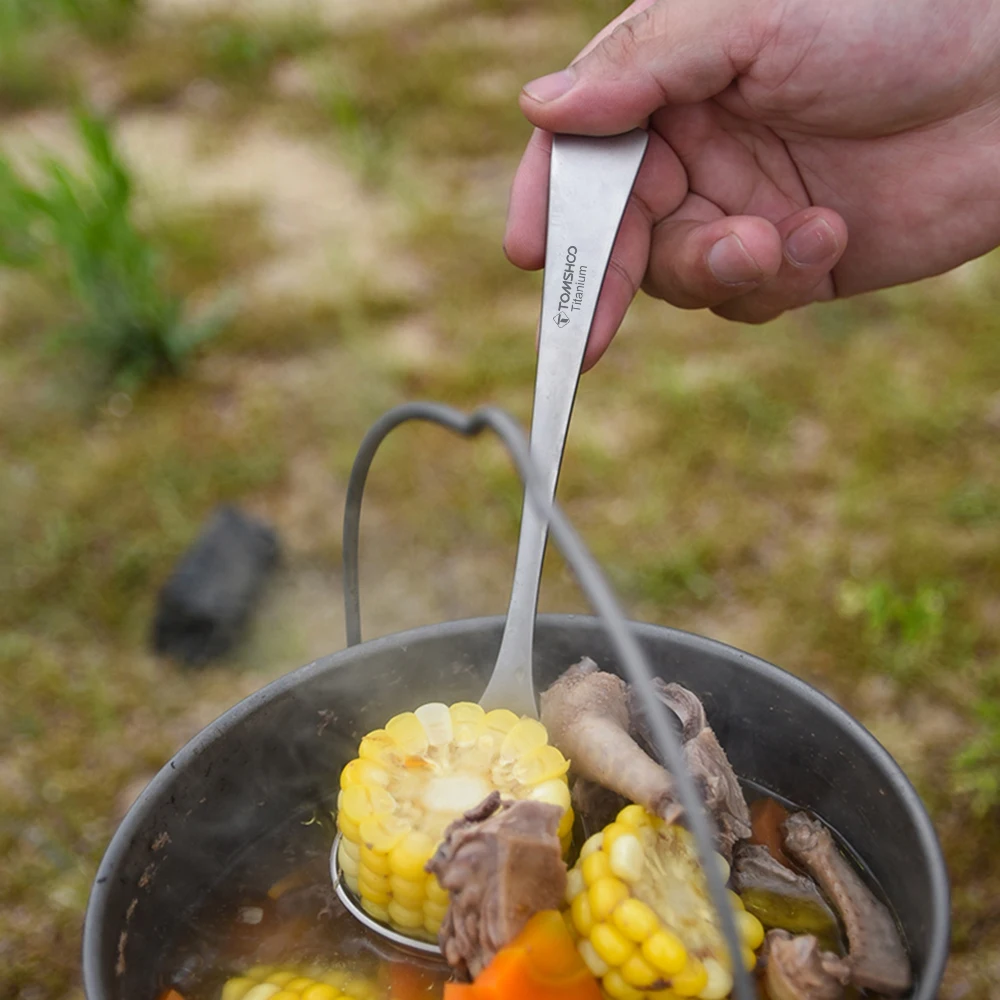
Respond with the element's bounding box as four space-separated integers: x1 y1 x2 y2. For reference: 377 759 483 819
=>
0 110 231 395
0 0 999 997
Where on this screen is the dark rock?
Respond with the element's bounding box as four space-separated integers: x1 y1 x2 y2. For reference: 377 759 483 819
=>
151 506 279 666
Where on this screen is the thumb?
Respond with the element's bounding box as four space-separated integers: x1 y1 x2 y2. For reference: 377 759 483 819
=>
520 0 758 135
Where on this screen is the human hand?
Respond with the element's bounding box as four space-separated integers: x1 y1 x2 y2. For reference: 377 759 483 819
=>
505 0 1000 368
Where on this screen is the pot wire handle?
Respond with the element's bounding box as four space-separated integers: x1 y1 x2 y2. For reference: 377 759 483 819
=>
341 400 754 1000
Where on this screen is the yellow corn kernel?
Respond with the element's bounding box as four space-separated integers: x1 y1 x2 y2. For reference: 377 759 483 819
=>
302 987 340 1000
727 889 744 911
581 850 613 886
340 758 390 790
557 805 575 839
426 873 449 905
450 702 486 744
513 745 570 784
424 899 448 923
390 831 435 881
357 873 391 906
735 908 765 950
265 973 297 987
337 810 361 844
713 853 731 884
388 900 424 929
671 957 708 997
698 958 733 1000
571 891 594 936
612 898 659 943
385 712 429 755
565 867 585 904
285 978 317 993
321 970 348 989
425 915 443 936
337 840 361 878
601 822 630 854
589 876 630 922
243 986 281 1000
341 786 394 827
343 872 359 894
616 804 650 829
389 874 426 909
577 939 610 978
500 718 549 760
601 970 644 1000
221 978 257 1000
359 815 407 854
641 929 687 976
361 898 391 923
579 831 604 859
244 966 274 982
620 951 659 989
529 778 572 811
484 708 520 733
358 730 395 764
269 992 299 1000
608 833 644 883
414 702 453 746
340 838 360 862
591 922 635 967
741 946 757 972
360 844 391 877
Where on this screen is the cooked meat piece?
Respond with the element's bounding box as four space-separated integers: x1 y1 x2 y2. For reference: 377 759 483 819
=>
783 812 912 996
629 679 751 860
762 929 850 1000
540 658 680 822
425 791 567 980
730 842 840 948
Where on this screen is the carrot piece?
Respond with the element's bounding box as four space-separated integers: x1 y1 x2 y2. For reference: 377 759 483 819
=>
455 910 602 1000
442 985 478 1000
158 990 185 1000
750 797 793 868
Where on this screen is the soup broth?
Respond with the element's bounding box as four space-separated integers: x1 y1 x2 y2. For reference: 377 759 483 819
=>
160 780 897 1000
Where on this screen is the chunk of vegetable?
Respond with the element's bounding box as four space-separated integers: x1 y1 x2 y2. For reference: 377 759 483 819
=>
563 806 765 999
443 910 602 1000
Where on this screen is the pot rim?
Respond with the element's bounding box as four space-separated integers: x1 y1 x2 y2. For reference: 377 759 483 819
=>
82 613 951 999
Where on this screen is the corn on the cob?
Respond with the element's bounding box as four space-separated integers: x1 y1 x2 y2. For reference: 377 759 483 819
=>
220 964 378 1000
337 702 573 940
564 806 765 1000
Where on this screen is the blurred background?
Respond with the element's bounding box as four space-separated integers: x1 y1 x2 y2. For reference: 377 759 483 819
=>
1 0 998 997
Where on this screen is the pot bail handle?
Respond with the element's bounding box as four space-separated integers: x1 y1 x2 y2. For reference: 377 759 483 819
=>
340 400 754 1000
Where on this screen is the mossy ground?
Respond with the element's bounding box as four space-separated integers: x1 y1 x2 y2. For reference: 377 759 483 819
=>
1 1 998 997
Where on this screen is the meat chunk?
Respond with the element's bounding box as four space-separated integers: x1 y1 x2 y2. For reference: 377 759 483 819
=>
783 812 912 996
762 929 850 1000
629 680 751 860
541 658 680 823
425 792 567 980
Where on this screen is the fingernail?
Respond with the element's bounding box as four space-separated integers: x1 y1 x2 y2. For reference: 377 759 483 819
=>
707 233 762 285
523 69 576 103
785 217 837 267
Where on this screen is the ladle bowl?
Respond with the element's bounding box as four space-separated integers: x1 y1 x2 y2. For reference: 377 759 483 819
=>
83 614 950 1000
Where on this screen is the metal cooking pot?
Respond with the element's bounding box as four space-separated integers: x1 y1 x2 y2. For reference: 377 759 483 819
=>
82 405 951 999
82 616 950 999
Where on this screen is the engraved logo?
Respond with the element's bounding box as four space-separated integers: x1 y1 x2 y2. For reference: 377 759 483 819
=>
555 244 588 322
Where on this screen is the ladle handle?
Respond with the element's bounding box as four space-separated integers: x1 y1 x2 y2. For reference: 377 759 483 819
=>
480 130 649 716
